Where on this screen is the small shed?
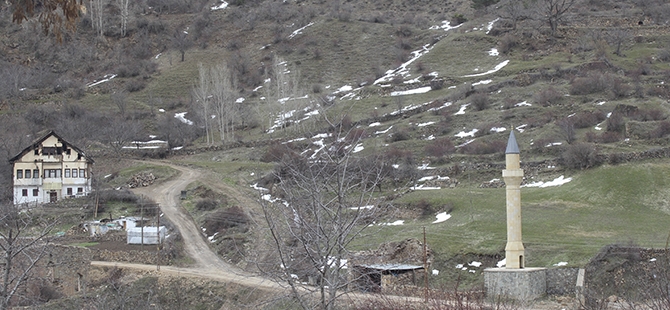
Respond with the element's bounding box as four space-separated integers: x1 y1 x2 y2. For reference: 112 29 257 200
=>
351 263 426 293
127 226 166 245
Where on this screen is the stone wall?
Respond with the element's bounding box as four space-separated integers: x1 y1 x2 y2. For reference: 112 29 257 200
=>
546 267 579 296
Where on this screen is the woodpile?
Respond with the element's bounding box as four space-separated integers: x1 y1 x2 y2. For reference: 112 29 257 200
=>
127 172 156 188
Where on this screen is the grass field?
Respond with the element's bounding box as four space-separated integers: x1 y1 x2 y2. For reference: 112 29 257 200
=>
349 160 670 272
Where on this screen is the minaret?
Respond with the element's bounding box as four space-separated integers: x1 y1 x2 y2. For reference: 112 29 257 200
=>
503 130 524 269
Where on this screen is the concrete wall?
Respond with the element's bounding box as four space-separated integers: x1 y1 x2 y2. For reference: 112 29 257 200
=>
484 268 547 301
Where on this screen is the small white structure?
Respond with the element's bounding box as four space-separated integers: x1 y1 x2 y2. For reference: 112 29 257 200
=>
127 226 166 245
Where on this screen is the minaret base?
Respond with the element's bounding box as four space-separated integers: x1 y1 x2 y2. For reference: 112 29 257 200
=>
484 267 547 301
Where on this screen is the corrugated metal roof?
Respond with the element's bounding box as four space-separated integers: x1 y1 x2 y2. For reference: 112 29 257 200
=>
355 263 424 271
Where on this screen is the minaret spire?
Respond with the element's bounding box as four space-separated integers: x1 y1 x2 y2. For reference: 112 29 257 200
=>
503 129 524 269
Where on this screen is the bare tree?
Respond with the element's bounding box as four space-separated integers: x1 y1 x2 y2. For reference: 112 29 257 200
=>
193 63 214 145
606 28 632 57
556 117 576 144
500 0 529 30
210 62 238 142
101 117 144 153
1 204 57 309
172 29 192 62
262 56 310 133
532 0 576 37
89 0 105 37
117 0 130 37
259 128 390 310
111 91 128 116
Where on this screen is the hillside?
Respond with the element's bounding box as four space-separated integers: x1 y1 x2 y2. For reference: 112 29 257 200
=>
2 0 670 306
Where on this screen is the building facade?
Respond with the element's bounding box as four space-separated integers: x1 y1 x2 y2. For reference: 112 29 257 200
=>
10 131 93 205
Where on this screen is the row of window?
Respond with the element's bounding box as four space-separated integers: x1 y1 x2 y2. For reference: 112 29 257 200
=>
21 187 84 197
16 168 87 179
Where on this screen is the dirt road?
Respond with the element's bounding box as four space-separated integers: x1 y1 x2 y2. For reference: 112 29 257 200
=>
91 161 282 291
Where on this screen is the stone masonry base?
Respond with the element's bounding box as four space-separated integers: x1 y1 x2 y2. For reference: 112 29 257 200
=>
484 267 547 301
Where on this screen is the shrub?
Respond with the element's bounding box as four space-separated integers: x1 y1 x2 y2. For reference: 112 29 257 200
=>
610 78 630 99
533 86 562 106
424 137 455 157
658 49 670 62
430 79 445 90
125 79 146 92
599 131 621 143
460 139 506 155
261 143 298 163
650 121 670 138
196 198 219 211
470 92 489 111
498 34 518 54
452 13 467 25
202 206 250 234
561 143 600 169
573 111 606 128
569 72 613 95
606 112 625 132
389 128 411 142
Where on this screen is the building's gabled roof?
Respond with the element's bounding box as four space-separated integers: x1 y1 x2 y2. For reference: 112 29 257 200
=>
8 130 94 164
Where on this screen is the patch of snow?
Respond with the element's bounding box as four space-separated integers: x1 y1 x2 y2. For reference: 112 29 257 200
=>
374 44 434 85
154 53 162 59
522 175 572 188
433 212 451 223
375 126 393 135
515 101 531 107
455 103 470 115
369 122 381 127
455 128 478 138
428 101 453 112
104 174 112 179
429 20 462 32
488 48 499 56
417 121 435 127
418 163 436 170
411 185 441 190
497 258 506 268
596 101 606 105
462 60 510 78
516 124 528 133
352 143 364 153
455 264 464 269
469 270 476 273
650 258 657 262
425 135 435 140
236 97 245 103
456 139 475 148
174 112 194 125
473 79 492 86
288 22 314 39
432 269 439 276
490 127 506 133
390 86 432 96
253 85 263 92
211 0 228 10
486 18 500 34
350 205 375 210
545 142 562 147
469 261 482 267
380 220 405 226
553 262 568 267
87 74 117 88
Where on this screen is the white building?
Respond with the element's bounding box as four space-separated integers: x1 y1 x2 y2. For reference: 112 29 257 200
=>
10 131 94 205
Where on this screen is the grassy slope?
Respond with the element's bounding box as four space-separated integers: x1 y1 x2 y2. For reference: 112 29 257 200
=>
349 160 670 271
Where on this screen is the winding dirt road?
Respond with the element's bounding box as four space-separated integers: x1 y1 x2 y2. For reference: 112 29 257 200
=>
90 161 282 291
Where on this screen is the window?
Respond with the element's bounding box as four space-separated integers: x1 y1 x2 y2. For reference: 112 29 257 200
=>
77 187 83 194
64 169 70 178
25 169 31 179
33 169 39 178
67 188 73 196
56 169 62 178
22 189 28 196
72 169 78 178
79 169 86 178
34 149 39 155
33 189 38 196
16 170 22 179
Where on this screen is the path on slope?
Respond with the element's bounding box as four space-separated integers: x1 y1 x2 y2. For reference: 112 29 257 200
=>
91 160 282 291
